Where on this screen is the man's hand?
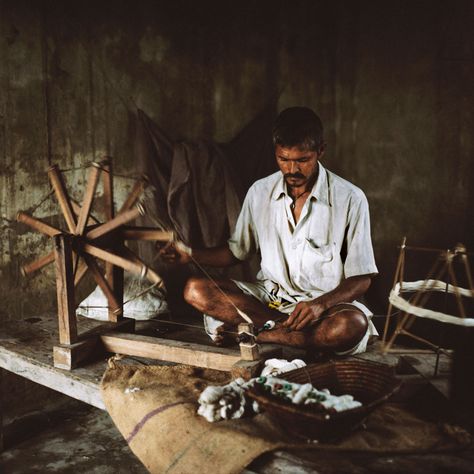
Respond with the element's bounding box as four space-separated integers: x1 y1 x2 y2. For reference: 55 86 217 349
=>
282 300 326 331
158 241 193 265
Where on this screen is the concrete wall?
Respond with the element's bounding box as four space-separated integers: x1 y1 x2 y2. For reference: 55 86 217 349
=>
1 0 473 322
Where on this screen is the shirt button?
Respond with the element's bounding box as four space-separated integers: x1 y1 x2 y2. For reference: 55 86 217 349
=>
291 239 301 249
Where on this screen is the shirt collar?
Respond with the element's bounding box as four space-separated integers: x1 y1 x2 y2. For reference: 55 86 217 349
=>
272 162 330 206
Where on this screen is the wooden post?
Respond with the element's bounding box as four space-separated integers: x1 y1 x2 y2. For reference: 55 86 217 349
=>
53 234 77 345
238 323 259 361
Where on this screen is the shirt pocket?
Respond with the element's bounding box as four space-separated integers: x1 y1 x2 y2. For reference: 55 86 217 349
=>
300 239 340 291
305 239 333 262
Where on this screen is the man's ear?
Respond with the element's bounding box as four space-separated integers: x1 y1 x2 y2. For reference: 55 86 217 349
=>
318 142 327 158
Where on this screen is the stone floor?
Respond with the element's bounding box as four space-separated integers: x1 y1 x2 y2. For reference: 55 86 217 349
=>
0 394 146 474
2 396 474 474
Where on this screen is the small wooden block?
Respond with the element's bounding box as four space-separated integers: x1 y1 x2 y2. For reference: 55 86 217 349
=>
53 319 135 370
231 360 264 380
238 323 259 361
54 337 101 370
231 345 283 379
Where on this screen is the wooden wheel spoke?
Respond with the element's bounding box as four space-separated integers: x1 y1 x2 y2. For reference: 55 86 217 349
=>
86 205 144 240
81 253 122 315
48 164 77 233
17 212 62 237
82 243 163 287
118 176 148 214
75 163 102 235
21 251 55 276
101 159 114 220
121 226 173 241
71 200 100 225
74 257 89 287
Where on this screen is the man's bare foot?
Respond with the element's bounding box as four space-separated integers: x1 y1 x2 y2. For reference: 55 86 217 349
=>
212 324 237 347
256 325 308 348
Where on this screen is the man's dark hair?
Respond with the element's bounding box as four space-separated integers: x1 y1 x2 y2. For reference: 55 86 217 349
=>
272 107 324 151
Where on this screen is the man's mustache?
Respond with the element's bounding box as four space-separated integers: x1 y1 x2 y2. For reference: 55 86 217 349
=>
284 173 305 180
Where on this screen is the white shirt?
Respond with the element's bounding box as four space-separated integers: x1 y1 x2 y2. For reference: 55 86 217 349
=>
228 162 378 304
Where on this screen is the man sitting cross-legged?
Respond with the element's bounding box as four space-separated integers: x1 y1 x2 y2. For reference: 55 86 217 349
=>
160 107 378 355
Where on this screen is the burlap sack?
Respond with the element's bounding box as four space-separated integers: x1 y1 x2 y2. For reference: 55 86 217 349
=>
101 363 472 473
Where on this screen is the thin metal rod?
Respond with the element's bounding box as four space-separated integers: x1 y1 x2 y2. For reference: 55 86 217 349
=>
382 237 406 345
401 245 473 256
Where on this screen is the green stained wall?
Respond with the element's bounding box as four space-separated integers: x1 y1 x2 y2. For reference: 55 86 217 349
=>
1 0 473 321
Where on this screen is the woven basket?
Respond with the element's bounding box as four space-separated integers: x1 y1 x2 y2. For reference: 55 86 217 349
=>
248 359 401 441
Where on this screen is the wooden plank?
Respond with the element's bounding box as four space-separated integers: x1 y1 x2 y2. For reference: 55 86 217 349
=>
101 332 244 371
53 234 77 345
75 162 102 235
0 345 105 410
16 212 62 237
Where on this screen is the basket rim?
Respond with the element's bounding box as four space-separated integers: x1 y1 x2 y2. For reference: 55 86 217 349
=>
247 360 402 421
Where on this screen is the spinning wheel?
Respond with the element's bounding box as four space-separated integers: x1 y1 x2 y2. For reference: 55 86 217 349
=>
17 159 172 367
17 159 278 376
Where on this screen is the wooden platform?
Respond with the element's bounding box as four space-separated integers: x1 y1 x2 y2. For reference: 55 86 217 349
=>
0 314 466 473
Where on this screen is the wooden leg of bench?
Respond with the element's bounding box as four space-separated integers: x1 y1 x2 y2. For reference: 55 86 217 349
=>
0 368 4 452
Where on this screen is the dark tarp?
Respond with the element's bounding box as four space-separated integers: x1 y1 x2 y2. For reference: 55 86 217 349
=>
133 107 277 306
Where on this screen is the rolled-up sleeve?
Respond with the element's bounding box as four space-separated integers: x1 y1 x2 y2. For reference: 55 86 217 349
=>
343 191 378 278
227 188 259 261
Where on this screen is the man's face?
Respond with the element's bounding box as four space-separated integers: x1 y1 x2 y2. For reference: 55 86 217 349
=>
275 144 323 189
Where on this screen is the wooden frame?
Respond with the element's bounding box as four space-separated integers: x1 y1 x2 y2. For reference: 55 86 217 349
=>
381 238 474 354
18 160 279 378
